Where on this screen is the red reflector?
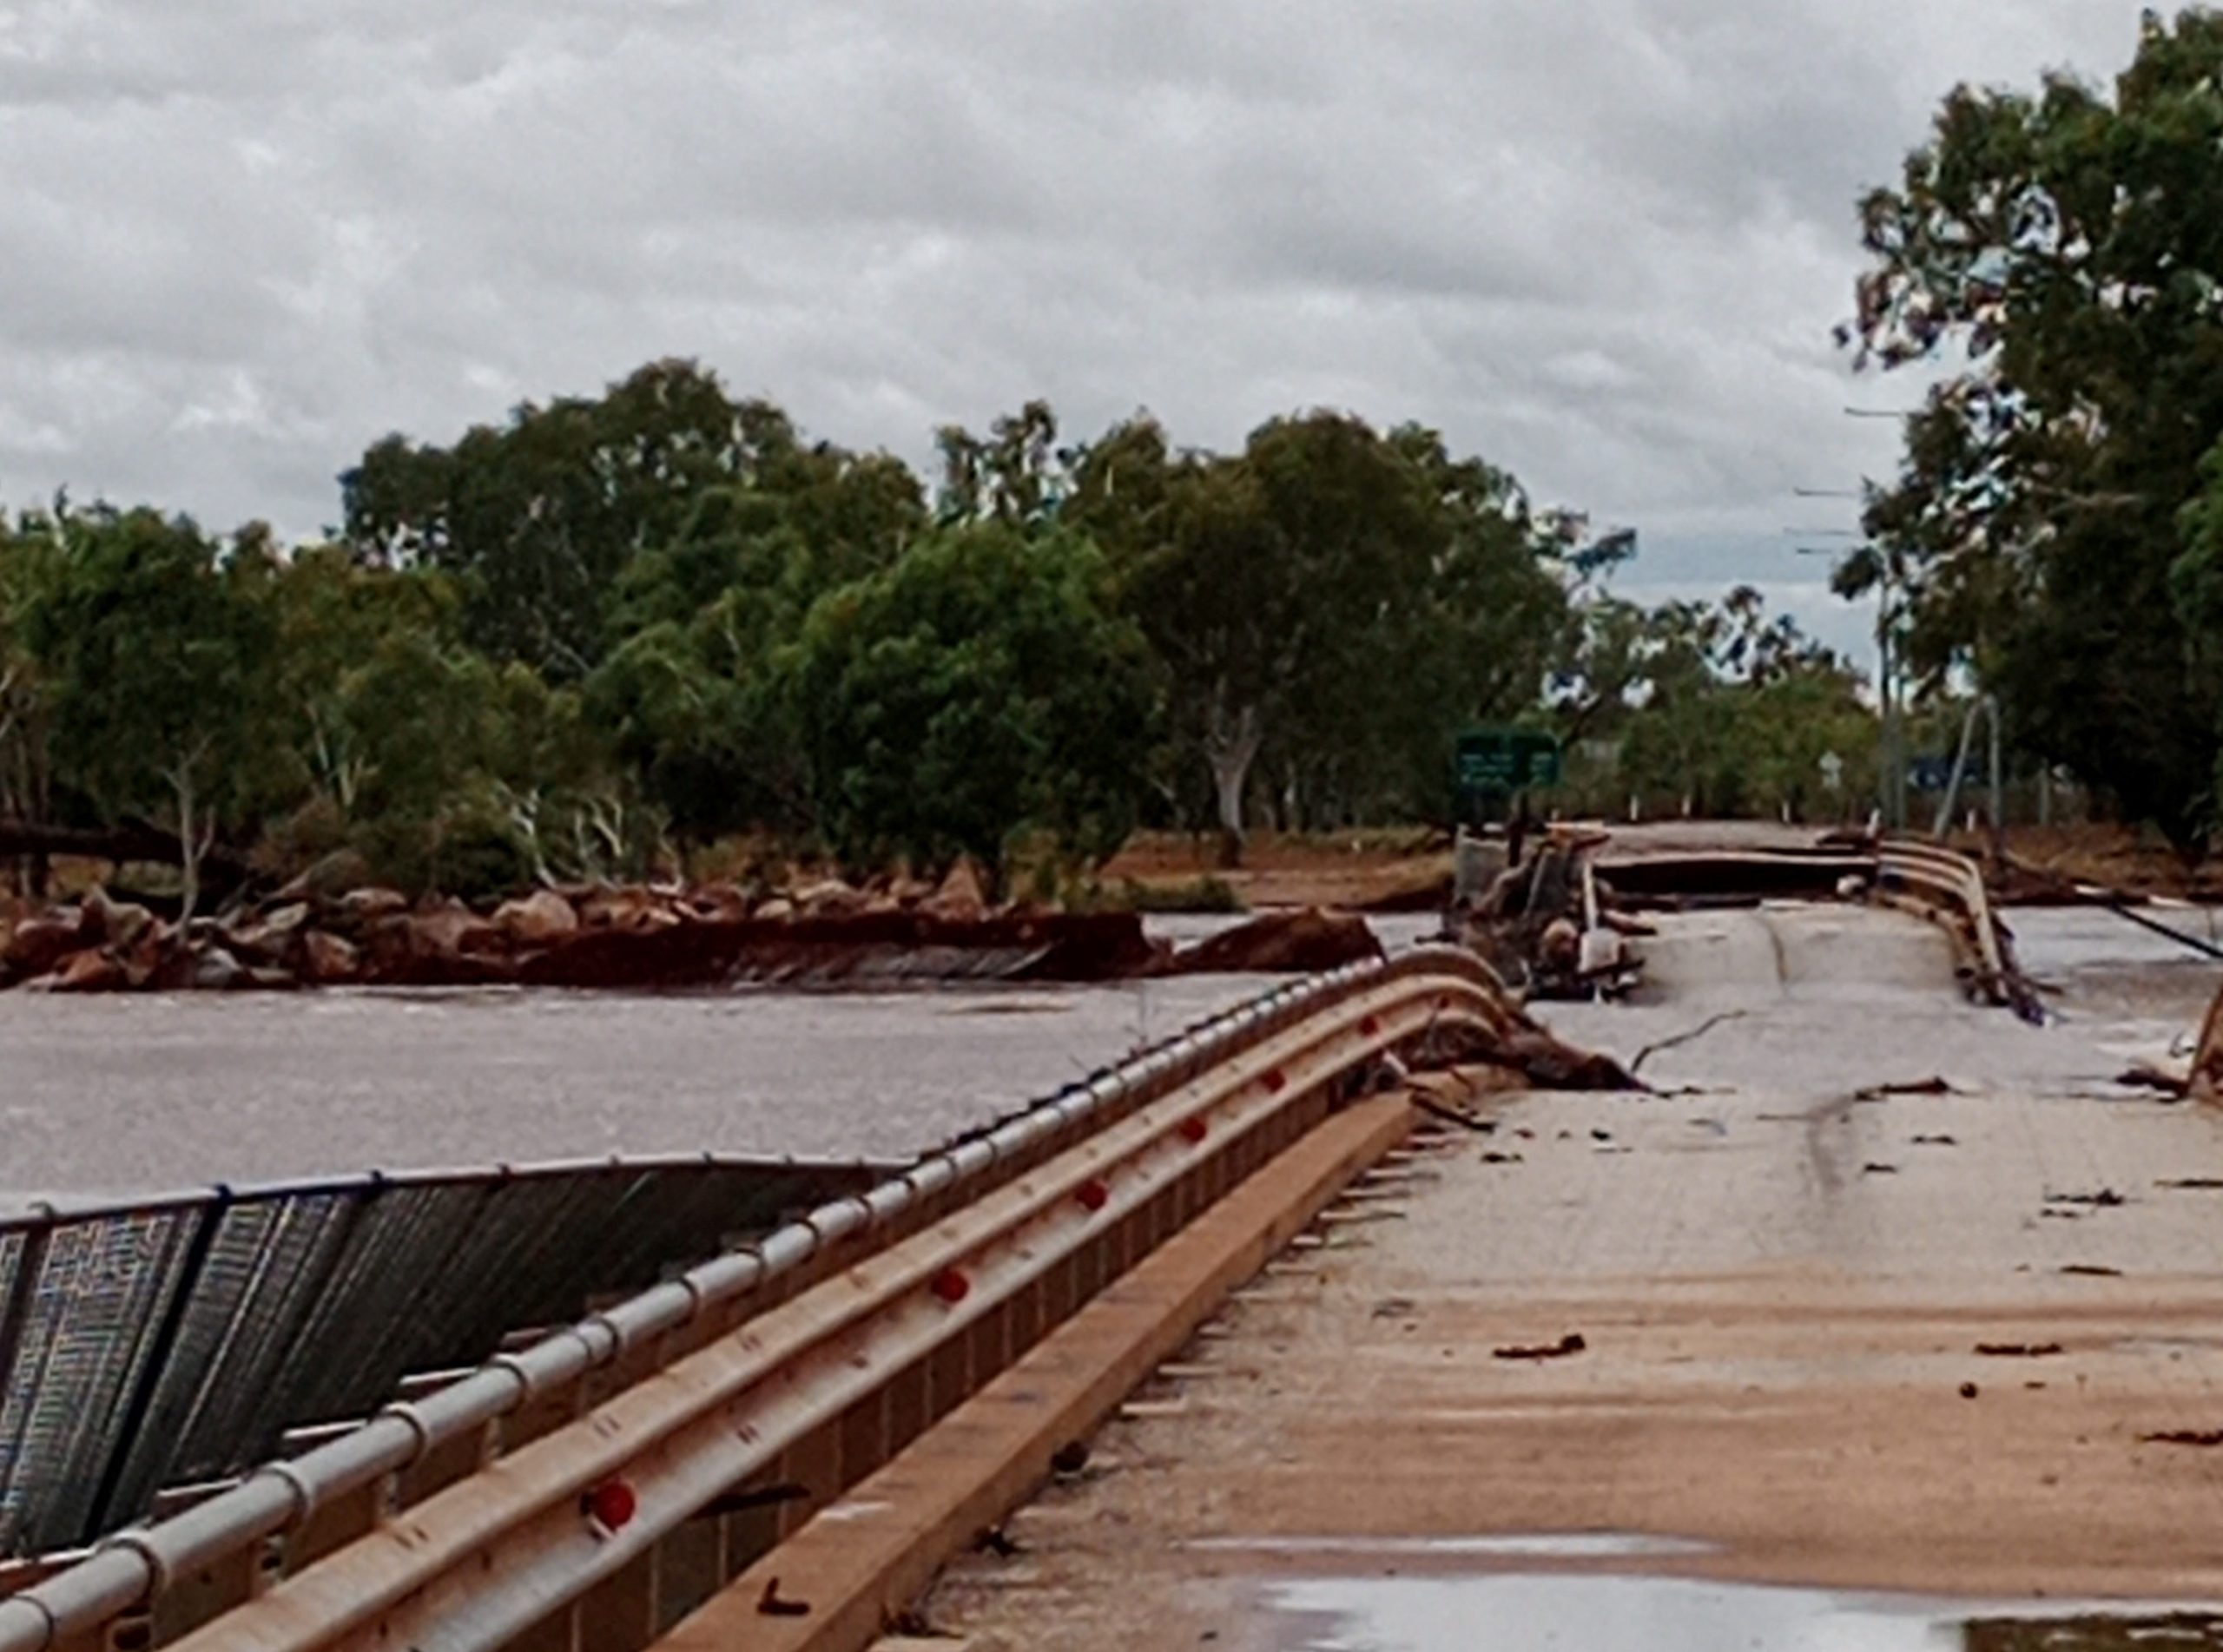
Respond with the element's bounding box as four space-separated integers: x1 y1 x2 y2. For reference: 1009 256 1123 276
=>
1180 1116 1210 1144
584 1479 637 1532
1263 1070 1287 1094
930 1267 972 1304
1078 1179 1111 1212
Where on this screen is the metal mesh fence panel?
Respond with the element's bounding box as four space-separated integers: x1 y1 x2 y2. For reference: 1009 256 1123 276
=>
0 1156 881 1557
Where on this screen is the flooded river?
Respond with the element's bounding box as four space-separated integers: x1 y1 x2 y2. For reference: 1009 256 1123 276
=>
0 909 2205 1207
0 974 1281 1204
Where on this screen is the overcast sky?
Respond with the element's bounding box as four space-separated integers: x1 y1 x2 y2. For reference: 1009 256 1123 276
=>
0 0 2167 662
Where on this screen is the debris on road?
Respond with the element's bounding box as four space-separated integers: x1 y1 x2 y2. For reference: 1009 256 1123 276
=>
756 1578 809 1617
1911 1134 1959 1146
1856 1076 1962 1099
2046 1189 2127 1208
2061 1264 2124 1277
1628 1010 1749 1076
2140 1430 2223 1447
1494 1333 1586 1362
1862 1162 1900 1175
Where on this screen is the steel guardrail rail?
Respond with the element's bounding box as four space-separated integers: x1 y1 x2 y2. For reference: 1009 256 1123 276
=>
0 948 1516 1652
1875 838 2045 1023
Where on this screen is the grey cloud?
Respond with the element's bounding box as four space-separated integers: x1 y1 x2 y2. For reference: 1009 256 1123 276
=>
0 0 2166 604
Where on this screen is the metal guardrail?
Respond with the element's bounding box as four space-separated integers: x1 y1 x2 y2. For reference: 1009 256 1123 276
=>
1875 838 2045 1023
0 1157 886 1563
0 948 1520 1652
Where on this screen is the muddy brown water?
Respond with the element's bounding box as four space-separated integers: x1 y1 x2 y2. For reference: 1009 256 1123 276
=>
0 909 2205 1207
0 916 1444 1208
0 977 1285 1207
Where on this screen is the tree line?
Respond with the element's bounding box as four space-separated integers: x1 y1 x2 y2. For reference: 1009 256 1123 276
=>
0 365 1873 913
1847 5 2223 858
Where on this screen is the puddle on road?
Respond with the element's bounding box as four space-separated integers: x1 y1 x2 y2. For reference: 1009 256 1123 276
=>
1263 1571 2223 1651
1193 1532 1712 1561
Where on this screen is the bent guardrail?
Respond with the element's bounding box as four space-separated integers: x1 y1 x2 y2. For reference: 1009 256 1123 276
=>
1875 838 2045 1023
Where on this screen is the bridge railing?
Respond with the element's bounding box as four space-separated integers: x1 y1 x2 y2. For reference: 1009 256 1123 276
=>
1875 838 2045 1023
0 1157 887 1563
0 948 1524 1652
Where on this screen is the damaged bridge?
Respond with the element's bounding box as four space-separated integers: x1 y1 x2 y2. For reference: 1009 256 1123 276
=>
3 833 2221 1651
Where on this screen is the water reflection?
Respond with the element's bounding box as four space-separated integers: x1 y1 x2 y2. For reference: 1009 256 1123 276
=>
1268 1574 2223 1652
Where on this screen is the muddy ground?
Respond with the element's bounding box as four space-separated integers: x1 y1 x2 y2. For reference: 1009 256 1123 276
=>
1104 821 2223 910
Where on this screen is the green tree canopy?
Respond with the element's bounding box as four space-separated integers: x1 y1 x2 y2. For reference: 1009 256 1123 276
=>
791 521 1158 879
1848 7 2223 849
21 507 280 916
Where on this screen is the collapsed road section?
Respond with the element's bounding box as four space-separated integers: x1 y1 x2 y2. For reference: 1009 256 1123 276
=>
900 895 2223 1650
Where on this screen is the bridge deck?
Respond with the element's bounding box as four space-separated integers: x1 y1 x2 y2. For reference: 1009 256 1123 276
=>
915 905 2223 1648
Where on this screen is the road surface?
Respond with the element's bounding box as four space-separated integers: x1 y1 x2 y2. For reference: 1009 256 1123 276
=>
917 902 2223 1649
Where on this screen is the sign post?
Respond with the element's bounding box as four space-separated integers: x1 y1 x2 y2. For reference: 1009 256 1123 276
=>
1455 728 1562 826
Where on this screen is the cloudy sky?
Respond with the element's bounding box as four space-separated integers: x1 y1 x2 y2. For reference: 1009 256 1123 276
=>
0 0 2166 661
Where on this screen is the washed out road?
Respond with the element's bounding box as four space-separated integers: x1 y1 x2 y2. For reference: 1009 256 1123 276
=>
920 902 2223 1648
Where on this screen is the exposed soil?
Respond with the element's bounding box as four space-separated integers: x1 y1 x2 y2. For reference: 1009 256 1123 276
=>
1100 830 1453 912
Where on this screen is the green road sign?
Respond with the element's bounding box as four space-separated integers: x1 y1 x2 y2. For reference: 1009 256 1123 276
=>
1455 727 1562 793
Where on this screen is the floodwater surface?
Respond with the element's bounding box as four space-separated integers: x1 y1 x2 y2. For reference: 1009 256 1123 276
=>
0 906 2204 1206
1266 1572 2223 1652
0 975 1273 1202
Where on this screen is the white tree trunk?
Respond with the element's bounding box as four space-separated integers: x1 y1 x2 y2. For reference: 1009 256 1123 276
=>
173 767 201 925
1204 700 1263 854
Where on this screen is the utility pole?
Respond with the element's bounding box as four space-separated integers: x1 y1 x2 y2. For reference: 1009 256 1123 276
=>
1792 540 1905 830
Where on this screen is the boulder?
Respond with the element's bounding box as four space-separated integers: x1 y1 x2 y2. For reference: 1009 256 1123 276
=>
922 859 990 923
300 930 360 984
1167 908 1384 975
85 887 157 951
887 873 935 907
753 897 796 921
2 910 93 981
686 882 752 922
40 948 129 993
411 901 499 958
492 889 580 946
574 886 680 933
186 944 248 992
794 879 868 918
230 901 312 963
339 886 411 925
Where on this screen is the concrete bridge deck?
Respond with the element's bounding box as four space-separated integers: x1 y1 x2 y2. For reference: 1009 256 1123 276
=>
915 905 2223 1648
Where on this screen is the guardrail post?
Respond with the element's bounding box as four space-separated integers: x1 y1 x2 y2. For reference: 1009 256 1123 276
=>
572 1547 656 1652
885 1354 929 1462
775 1418 843 1538
395 1418 497 1510
652 1510 722 1636
287 1474 392 1570
152 1539 266 1644
839 1391 892 1487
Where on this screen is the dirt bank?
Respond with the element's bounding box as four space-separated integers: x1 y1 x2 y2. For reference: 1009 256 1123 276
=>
1102 830 1454 911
